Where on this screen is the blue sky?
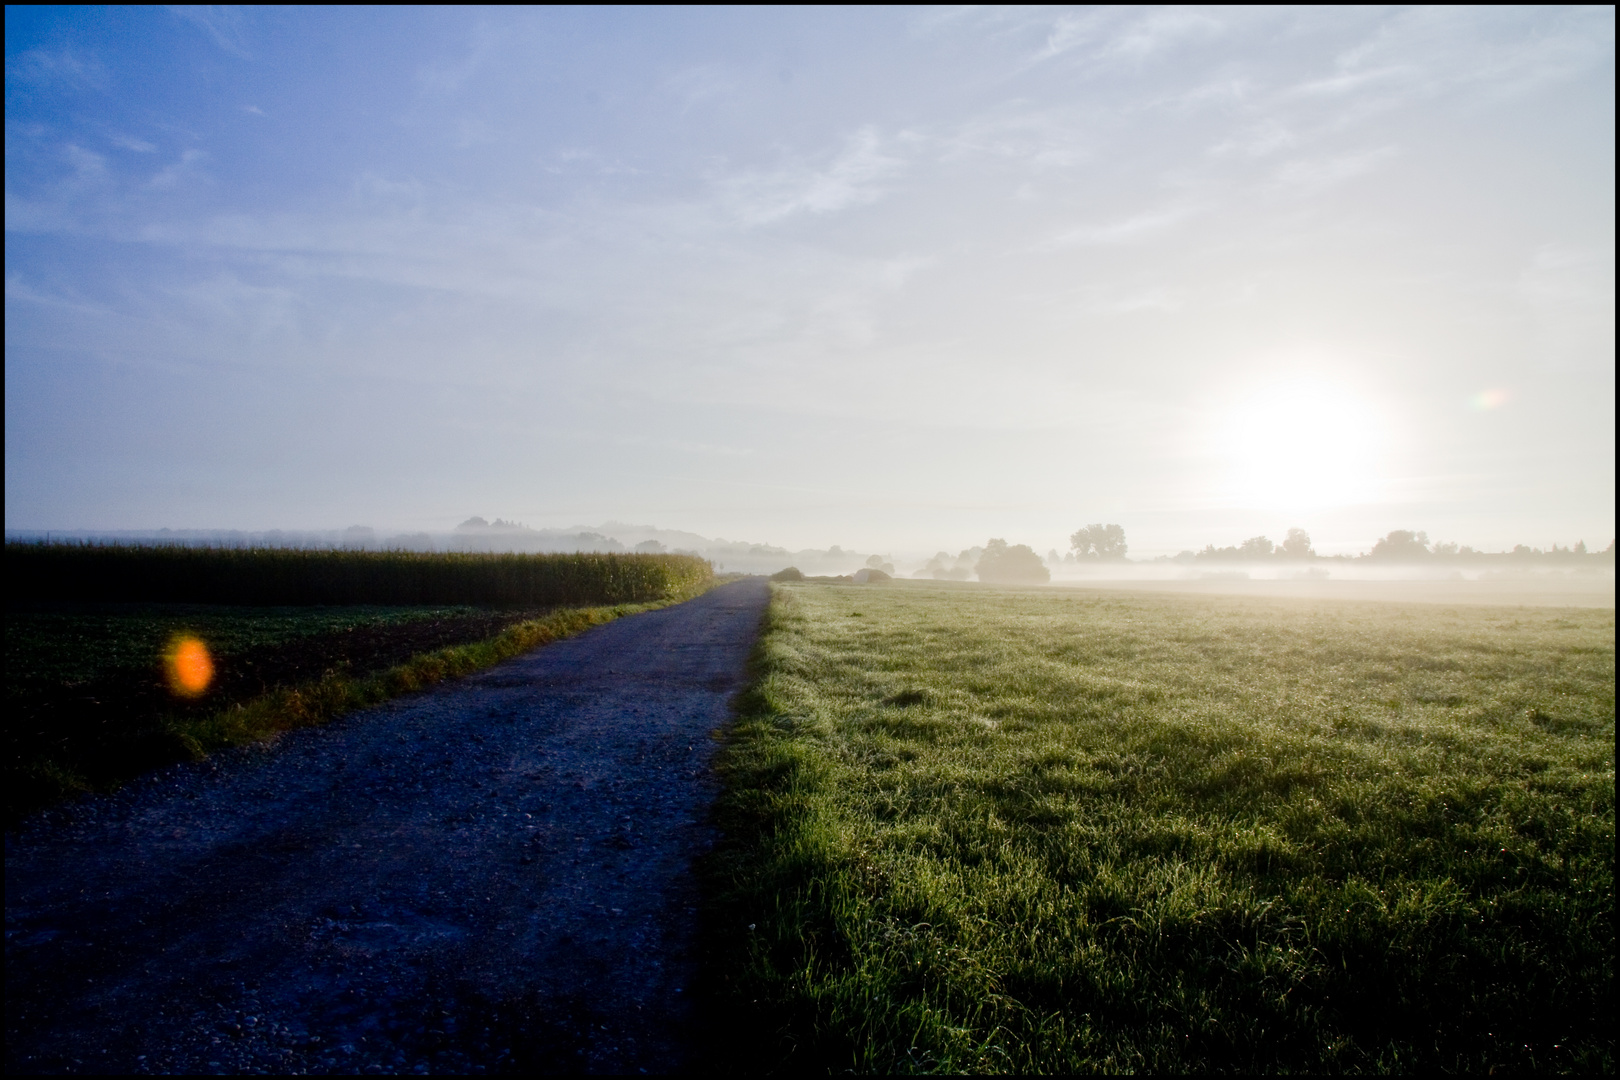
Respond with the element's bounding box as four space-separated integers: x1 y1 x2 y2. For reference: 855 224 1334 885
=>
5 6 1614 555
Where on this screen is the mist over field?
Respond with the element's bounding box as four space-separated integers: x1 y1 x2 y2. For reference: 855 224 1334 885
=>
5 7 1614 568
7 14 1614 1076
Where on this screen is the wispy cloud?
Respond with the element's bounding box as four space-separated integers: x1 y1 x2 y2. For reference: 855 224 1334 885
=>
663 64 737 112
149 149 210 190
1103 7 1226 60
1207 121 1295 159
1292 6 1613 107
110 135 159 153
1040 205 1200 249
166 6 252 59
1268 146 1395 193
7 48 106 89
719 128 903 226
416 21 501 94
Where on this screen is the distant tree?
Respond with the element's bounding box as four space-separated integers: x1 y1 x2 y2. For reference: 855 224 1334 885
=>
1431 541 1459 557
976 538 1051 584
1239 535 1275 559
946 546 983 580
1196 543 1241 562
1047 549 1062 565
1369 530 1430 560
1574 540 1588 555
1280 527 1314 559
1070 523 1128 561
635 540 667 553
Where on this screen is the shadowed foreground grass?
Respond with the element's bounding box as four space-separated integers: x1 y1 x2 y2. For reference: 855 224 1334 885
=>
705 582 1614 1073
8 602 662 823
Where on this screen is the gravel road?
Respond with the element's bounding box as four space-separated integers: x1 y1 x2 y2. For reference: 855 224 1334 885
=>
5 578 769 1075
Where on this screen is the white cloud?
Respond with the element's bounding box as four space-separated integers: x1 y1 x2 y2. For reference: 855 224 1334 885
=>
7 48 105 88
415 21 500 94
1207 121 1295 159
166 6 252 59
1041 205 1200 249
719 128 903 226
63 144 110 181
1294 6 1613 106
1104 7 1226 59
663 64 737 111
149 149 210 190
1268 146 1395 193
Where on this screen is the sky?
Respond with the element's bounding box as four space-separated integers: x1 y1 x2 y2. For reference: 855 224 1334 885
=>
5 6 1614 557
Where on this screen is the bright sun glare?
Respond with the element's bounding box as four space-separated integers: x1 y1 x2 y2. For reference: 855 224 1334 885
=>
1218 380 1383 510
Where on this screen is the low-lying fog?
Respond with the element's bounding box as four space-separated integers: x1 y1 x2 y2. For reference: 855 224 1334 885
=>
10 519 1613 608
1042 565 1616 609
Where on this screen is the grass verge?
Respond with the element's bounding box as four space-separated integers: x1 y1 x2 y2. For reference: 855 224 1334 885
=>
166 601 653 760
703 581 1614 1073
10 592 699 824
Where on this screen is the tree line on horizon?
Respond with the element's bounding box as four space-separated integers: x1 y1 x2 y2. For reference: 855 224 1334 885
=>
1048 525 1614 566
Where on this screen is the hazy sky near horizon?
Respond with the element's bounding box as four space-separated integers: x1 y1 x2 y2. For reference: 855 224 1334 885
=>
6 6 1614 556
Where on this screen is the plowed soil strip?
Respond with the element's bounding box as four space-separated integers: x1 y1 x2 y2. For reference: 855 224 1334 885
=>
5 578 769 1075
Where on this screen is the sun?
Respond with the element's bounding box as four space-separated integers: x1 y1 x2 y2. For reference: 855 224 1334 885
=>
1215 379 1383 510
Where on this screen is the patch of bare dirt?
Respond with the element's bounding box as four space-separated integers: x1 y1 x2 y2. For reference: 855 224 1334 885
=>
5 579 769 1075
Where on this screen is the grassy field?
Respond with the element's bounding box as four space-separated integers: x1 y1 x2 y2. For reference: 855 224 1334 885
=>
706 581 1614 1074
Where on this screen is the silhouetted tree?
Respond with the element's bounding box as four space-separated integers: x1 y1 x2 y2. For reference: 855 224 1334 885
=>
1239 535 1274 558
1280 527 1314 559
1070 523 1128 561
976 539 1051 584
1369 530 1430 560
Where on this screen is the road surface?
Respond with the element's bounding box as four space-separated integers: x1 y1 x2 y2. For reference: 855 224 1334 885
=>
6 578 770 1075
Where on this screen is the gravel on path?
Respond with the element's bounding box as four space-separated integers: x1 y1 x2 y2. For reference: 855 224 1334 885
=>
5 577 770 1075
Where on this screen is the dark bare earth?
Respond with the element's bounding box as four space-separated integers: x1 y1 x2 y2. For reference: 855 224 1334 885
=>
5 578 769 1075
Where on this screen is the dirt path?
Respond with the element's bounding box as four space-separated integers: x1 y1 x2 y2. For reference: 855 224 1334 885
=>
5 578 769 1075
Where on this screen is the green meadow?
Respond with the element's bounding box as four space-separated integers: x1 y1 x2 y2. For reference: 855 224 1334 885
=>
707 581 1614 1074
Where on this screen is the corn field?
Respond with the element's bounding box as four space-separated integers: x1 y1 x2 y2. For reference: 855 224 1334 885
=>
6 543 713 607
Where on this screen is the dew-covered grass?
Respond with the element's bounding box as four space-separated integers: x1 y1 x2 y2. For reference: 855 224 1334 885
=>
706 581 1614 1073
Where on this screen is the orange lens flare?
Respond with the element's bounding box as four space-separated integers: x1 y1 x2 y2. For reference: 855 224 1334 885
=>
165 635 215 697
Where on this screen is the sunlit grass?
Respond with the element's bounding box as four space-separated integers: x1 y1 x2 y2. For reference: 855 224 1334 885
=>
706 581 1614 1073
